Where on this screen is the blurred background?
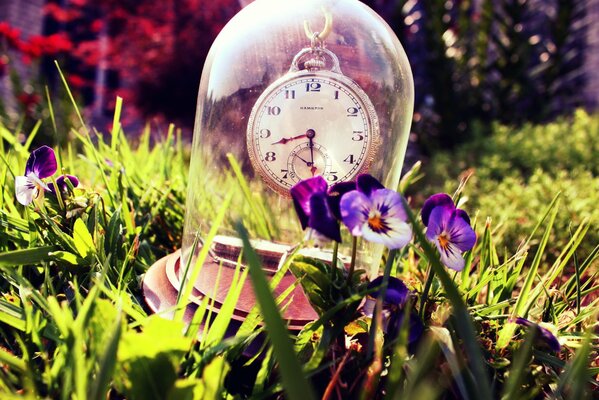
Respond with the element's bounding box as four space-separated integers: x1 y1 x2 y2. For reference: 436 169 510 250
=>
0 0 597 157
1 0 597 261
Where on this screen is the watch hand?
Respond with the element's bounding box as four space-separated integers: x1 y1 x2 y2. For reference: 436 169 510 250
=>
271 133 307 145
306 129 316 166
295 154 313 166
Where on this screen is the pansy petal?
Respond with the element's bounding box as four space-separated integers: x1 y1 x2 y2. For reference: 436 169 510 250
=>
515 318 561 352
455 208 471 225
356 174 384 196
362 189 412 249
290 176 328 230
537 324 561 352
435 240 466 271
308 192 341 242
326 180 355 220
15 176 36 206
49 174 79 193
422 193 454 226
425 205 453 242
368 276 409 306
370 189 407 222
389 311 424 346
363 218 412 249
340 190 371 236
447 212 476 252
25 145 57 179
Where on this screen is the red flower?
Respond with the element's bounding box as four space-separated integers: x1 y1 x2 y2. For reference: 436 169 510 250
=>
0 55 8 77
0 22 22 49
17 92 41 114
68 74 86 88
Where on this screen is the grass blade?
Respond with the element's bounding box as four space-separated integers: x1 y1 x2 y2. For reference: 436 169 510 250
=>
236 222 316 400
500 327 535 400
0 246 59 266
402 198 493 400
88 307 122 400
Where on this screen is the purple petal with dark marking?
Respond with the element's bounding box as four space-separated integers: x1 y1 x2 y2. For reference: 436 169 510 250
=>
326 180 355 220
356 174 385 196
290 176 328 230
515 318 561 352
308 192 341 242
446 211 476 252
362 189 412 249
368 276 409 306
49 175 79 194
455 208 471 225
425 206 453 242
421 193 454 226
25 145 57 179
436 240 466 271
426 207 476 271
340 190 370 236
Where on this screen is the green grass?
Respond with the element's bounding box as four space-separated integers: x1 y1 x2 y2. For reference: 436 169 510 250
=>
0 89 597 398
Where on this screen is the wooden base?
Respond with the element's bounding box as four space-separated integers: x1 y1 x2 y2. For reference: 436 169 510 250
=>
142 248 318 338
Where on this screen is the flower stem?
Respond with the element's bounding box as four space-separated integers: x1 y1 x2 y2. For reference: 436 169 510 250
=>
366 248 397 359
419 264 435 320
346 236 358 285
331 240 339 281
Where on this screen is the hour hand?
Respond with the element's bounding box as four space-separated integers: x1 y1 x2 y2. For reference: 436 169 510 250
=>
271 133 307 145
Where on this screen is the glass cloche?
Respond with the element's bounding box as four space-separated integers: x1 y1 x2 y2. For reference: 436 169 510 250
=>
170 0 413 327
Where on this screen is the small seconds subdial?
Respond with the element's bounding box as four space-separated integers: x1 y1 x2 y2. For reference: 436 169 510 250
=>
247 69 379 196
287 137 332 182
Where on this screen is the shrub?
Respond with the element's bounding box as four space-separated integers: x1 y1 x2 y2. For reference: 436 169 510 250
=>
421 109 599 259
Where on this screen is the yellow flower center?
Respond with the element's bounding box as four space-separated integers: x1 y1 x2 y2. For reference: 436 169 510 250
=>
438 232 450 250
368 212 390 233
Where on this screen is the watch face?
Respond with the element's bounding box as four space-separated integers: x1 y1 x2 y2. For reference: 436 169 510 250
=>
247 70 379 195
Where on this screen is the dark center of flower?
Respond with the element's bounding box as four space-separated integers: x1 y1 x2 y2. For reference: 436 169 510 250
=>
438 232 451 250
368 213 390 234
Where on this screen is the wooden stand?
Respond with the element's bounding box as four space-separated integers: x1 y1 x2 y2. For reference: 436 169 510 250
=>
142 236 322 336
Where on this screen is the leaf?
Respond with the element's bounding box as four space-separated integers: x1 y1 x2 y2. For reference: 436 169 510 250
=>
402 197 493 400
116 316 192 400
500 326 536 400
72 218 95 259
236 222 316 400
198 356 230 399
0 299 26 331
497 196 560 349
557 331 593 399
88 307 122 400
0 246 58 266
49 251 84 266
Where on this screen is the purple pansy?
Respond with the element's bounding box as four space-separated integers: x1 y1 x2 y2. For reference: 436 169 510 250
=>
362 276 423 345
290 176 341 242
515 317 561 352
15 146 57 206
48 175 79 194
340 175 412 250
422 193 476 271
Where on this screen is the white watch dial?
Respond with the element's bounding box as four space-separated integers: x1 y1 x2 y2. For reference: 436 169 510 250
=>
247 70 379 195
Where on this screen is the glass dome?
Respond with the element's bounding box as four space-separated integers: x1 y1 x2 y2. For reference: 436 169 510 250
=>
181 0 413 323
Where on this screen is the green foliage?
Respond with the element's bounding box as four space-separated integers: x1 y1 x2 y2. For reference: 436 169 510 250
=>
424 110 599 258
407 0 587 152
0 92 596 398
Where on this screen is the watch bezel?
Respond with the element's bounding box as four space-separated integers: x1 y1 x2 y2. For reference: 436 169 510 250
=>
247 69 380 196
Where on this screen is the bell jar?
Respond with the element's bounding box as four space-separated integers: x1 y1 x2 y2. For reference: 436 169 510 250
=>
176 0 414 327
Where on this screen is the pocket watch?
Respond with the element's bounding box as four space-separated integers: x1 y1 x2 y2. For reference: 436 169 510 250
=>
247 16 380 196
